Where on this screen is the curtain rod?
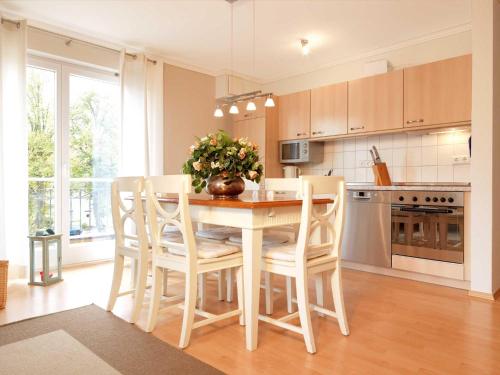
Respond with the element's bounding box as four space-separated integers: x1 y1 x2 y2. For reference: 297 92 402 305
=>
1 16 157 65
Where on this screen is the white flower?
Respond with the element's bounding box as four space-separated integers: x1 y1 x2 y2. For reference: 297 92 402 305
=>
189 145 196 153
211 161 221 169
201 136 208 142
193 161 202 171
238 137 248 146
238 148 247 160
248 170 258 180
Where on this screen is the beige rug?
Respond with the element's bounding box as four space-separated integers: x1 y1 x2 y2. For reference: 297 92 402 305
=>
0 305 223 375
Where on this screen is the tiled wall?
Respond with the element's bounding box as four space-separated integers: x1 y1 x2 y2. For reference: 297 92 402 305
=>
300 130 471 183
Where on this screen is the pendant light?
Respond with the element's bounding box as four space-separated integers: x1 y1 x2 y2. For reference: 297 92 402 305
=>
214 106 224 117
246 101 256 111
245 0 257 112
264 94 275 107
229 103 239 114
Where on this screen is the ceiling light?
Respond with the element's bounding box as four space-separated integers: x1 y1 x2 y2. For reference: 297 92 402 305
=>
301 39 310 56
229 103 239 114
264 95 275 107
246 101 256 111
214 106 224 118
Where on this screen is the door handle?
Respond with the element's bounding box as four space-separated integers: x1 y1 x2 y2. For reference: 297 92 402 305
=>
406 119 424 124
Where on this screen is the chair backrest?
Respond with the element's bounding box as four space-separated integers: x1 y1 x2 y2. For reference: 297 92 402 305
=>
295 176 346 263
111 176 148 253
265 178 300 197
144 175 198 264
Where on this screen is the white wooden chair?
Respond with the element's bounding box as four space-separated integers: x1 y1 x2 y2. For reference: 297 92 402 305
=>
106 176 150 323
144 175 244 348
258 176 349 353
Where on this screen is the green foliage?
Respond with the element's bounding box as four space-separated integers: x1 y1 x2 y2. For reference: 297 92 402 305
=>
182 130 264 194
27 68 119 234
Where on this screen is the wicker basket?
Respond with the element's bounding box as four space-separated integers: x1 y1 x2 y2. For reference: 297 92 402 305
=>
0 260 8 309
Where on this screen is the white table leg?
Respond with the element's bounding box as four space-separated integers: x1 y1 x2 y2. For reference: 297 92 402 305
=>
242 228 263 351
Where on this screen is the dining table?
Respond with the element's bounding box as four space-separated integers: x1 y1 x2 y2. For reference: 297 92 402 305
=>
157 190 333 351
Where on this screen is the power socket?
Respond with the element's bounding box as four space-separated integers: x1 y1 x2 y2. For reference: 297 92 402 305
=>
453 155 470 164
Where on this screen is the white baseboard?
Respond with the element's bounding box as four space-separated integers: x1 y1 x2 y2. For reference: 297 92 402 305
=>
342 261 470 290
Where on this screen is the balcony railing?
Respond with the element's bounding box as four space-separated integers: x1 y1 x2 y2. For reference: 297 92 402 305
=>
28 177 114 241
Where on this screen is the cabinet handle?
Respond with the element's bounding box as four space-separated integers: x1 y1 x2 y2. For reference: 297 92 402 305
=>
349 126 365 131
296 132 307 136
406 119 424 124
312 131 324 135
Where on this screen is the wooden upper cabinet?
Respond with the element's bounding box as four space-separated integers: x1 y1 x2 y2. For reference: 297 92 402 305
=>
348 70 403 134
404 54 472 128
278 90 310 140
310 82 348 138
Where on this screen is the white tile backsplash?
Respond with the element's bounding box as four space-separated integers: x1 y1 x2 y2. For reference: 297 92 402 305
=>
421 145 438 166
306 130 470 183
406 147 422 167
437 144 454 165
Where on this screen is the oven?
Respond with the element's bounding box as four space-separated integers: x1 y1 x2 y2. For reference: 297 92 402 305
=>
391 191 464 264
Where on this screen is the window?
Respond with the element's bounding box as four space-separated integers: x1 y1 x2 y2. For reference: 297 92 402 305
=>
27 56 120 263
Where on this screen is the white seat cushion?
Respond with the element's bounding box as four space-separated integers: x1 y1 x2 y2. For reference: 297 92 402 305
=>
167 240 241 259
196 227 240 241
228 232 289 246
262 243 330 262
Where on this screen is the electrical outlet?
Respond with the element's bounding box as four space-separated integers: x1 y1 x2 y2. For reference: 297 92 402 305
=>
453 155 470 164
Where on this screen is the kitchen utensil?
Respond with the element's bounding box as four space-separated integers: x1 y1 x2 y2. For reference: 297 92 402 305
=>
369 149 377 164
372 146 382 163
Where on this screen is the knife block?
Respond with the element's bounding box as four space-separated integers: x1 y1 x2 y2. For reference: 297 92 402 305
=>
372 163 392 186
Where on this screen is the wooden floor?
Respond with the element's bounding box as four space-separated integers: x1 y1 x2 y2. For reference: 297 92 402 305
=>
2 262 500 374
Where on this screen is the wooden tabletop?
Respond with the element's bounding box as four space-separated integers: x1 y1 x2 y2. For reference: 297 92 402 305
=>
154 191 333 209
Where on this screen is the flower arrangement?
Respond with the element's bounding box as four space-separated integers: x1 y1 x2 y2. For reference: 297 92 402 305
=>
182 130 264 194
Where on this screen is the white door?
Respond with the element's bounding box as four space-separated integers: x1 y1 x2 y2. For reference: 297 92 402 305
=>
27 56 120 264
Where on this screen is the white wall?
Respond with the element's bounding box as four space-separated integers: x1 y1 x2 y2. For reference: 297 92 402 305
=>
470 0 500 296
301 130 471 184
261 30 471 95
164 64 229 174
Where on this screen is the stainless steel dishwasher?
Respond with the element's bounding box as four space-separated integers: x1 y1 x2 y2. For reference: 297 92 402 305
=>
341 190 392 268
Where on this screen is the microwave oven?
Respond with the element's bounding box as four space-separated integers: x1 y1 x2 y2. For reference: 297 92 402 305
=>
280 140 323 164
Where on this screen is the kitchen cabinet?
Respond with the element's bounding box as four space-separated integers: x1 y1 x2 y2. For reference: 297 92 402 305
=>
232 97 266 122
278 90 310 140
231 97 281 177
404 54 472 128
310 82 348 138
348 70 404 134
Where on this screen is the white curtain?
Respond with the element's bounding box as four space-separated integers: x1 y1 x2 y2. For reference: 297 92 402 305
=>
0 18 28 269
120 51 164 176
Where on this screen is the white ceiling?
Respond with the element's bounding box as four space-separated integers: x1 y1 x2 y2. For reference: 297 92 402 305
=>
0 0 471 82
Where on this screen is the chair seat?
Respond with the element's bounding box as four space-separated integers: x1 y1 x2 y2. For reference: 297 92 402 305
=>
228 232 290 246
262 243 331 262
195 227 240 241
166 240 241 259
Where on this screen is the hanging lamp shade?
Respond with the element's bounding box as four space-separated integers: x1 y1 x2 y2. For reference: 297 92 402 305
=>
246 101 257 111
264 95 275 107
214 107 224 118
229 103 239 114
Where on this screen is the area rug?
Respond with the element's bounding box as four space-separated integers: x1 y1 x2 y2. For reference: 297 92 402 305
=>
0 304 223 375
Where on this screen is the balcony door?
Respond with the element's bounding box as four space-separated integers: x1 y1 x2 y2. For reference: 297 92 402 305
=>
27 56 120 264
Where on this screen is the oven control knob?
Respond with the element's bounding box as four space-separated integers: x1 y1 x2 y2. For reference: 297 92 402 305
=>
398 196 404 202
425 197 431 202
412 196 418 202
448 197 454 203
440 197 446 203
433 197 439 202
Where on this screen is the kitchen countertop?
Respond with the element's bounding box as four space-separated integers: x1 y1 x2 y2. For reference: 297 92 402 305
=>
346 183 471 192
